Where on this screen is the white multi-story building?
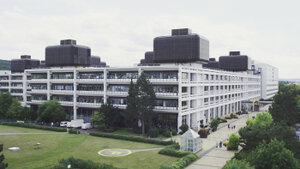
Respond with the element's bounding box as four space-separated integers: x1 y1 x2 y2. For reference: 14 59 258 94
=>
0 63 261 130
253 61 279 99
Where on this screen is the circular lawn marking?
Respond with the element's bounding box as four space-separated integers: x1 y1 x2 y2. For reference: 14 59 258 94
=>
98 149 132 157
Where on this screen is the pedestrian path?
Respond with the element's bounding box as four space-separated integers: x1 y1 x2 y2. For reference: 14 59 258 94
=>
0 132 67 135
186 111 259 169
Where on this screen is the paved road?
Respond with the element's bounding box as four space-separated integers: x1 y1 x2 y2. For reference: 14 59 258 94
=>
185 108 267 169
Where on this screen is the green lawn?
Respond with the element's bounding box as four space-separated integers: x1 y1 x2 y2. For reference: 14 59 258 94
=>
0 125 178 169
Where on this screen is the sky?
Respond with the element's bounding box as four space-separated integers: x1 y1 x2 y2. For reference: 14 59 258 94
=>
0 0 299 79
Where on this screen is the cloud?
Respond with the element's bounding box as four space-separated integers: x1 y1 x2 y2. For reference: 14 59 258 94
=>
0 0 299 78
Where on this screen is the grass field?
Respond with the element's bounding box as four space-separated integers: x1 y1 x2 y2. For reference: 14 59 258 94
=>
0 125 178 169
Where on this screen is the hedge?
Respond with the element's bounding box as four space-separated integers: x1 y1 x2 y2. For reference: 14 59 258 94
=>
89 132 174 145
0 122 67 132
159 153 198 169
68 128 80 134
159 148 191 158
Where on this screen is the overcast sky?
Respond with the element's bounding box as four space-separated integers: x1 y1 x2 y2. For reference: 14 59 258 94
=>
0 0 299 78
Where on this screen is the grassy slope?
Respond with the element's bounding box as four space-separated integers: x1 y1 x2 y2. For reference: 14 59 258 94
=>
0 126 178 169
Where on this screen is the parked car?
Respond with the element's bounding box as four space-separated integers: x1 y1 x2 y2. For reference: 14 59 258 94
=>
66 122 72 128
16 120 24 123
60 121 68 127
81 123 92 130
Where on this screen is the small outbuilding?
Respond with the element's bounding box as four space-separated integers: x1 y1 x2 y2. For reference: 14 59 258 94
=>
180 129 202 153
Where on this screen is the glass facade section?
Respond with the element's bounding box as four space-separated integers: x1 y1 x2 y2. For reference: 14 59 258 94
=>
153 85 178 94
77 84 103 91
144 71 178 80
32 73 47 79
51 84 73 90
52 95 73 102
78 96 103 103
108 71 138 79
77 72 104 79
32 94 47 101
108 85 129 92
109 97 127 105
31 84 47 90
51 72 74 79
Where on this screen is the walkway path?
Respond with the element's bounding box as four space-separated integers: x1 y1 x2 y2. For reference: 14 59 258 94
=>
185 108 266 169
0 132 67 135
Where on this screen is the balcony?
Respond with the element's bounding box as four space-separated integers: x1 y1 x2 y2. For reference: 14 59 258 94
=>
77 90 104 96
30 100 46 104
29 79 48 83
77 102 102 108
112 104 127 109
107 91 128 96
29 89 47 94
51 90 73 95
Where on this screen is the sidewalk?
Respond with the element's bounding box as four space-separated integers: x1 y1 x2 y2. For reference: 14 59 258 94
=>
186 111 259 169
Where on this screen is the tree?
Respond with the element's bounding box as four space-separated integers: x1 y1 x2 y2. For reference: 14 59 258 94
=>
239 122 300 159
253 112 273 126
6 99 23 120
228 133 240 150
91 111 106 128
269 84 300 126
210 118 220 131
92 103 124 129
125 79 139 128
0 144 8 169
0 93 13 119
37 100 65 123
136 72 156 135
21 107 38 121
223 159 253 169
250 139 300 169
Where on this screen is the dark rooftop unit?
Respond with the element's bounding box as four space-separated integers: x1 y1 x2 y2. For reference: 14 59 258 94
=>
90 56 101 67
11 55 40 72
45 39 91 67
219 51 251 71
153 28 209 63
203 58 219 69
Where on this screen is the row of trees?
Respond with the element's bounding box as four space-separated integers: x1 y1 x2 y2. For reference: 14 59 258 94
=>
92 72 157 135
0 92 66 123
224 83 300 169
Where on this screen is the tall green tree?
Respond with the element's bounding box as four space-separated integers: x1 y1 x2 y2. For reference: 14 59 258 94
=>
223 159 253 169
6 99 23 120
125 79 139 128
269 84 300 126
0 144 8 169
37 100 65 123
249 139 300 169
136 72 156 135
0 93 13 119
92 103 124 128
21 107 38 121
253 112 273 126
239 122 300 159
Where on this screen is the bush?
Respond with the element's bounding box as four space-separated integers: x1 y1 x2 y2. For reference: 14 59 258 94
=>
171 129 177 136
89 132 174 145
179 124 189 134
159 144 191 158
225 116 232 119
162 129 171 137
51 157 121 169
210 118 220 131
68 128 80 134
159 154 198 169
228 133 240 150
223 159 254 169
220 118 227 123
148 127 159 138
165 143 180 150
198 128 210 138
0 122 66 132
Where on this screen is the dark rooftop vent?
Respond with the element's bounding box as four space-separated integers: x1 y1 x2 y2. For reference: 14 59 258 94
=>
171 28 191 36
209 58 216 61
20 55 31 59
229 51 240 56
60 39 77 45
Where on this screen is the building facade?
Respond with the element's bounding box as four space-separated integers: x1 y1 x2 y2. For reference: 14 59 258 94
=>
0 63 261 130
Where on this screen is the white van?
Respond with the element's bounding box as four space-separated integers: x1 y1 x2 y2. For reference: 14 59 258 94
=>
81 123 92 130
70 119 84 128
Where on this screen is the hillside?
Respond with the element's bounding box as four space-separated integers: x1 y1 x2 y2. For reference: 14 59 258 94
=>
0 59 10 70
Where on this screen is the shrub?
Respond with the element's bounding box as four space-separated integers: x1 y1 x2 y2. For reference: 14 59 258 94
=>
165 143 180 150
159 153 198 169
89 132 174 145
228 133 240 150
179 124 189 134
171 129 177 136
210 118 220 131
148 127 159 138
246 118 254 126
68 128 80 134
220 118 227 123
159 148 191 158
0 122 66 132
198 128 210 138
223 159 254 169
225 116 232 119
162 129 171 137
51 157 120 169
